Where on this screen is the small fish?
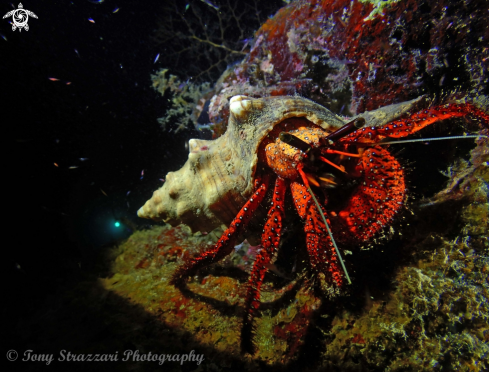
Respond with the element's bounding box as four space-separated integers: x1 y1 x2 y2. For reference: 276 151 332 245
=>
185 4 190 11
1 34 7 41
74 48 80 57
79 157 89 161
113 7 120 13
69 166 79 169
126 190 131 196
66 82 72 85
154 53 160 63
54 162 59 167
439 75 445 86
240 38 251 51
140 170 144 180
159 178 165 182
200 0 219 11
48 78 60 81
88 18 95 23
100 188 108 196
87 0 104 3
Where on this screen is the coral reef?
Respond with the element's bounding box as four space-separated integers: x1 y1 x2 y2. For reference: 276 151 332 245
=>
151 69 212 133
198 0 489 135
152 0 489 137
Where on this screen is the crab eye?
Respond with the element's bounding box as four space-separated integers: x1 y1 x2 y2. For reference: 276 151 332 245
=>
323 117 366 142
279 132 312 153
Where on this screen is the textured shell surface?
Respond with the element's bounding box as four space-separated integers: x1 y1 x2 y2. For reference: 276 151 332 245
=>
138 95 426 233
138 95 346 232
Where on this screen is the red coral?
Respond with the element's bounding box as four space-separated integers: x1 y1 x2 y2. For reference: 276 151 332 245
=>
274 304 315 357
208 0 489 129
351 333 366 345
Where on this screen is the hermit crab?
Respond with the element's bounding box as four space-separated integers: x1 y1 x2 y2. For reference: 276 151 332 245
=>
138 95 488 354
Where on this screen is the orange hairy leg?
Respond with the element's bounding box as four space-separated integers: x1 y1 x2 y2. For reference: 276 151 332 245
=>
241 176 286 354
170 174 271 286
290 182 343 288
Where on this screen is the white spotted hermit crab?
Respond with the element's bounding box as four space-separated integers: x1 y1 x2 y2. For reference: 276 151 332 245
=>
138 94 489 353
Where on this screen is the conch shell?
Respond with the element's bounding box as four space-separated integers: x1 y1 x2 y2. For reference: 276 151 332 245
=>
138 95 427 232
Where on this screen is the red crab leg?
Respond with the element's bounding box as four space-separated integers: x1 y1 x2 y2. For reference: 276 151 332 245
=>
337 146 405 242
334 103 489 243
340 103 489 144
296 163 350 283
241 176 286 355
290 181 343 287
170 173 271 287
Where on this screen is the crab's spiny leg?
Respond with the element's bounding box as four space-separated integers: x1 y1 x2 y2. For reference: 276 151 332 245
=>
338 146 405 242
296 163 350 283
341 103 489 144
170 173 270 287
307 186 351 285
241 176 286 355
290 181 321 272
291 181 345 287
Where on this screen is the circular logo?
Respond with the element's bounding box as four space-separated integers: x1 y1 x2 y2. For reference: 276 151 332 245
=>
6 349 18 361
12 8 29 28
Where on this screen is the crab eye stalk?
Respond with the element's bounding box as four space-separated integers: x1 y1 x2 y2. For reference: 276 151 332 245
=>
324 117 366 143
279 132 312 153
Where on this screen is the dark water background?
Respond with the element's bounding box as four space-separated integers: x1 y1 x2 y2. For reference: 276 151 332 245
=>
4 0 283 358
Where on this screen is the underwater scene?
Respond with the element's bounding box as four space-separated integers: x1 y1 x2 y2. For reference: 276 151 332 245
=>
5 0 489 371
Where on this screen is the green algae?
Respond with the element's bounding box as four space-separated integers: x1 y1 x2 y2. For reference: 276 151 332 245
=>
359 0 401 21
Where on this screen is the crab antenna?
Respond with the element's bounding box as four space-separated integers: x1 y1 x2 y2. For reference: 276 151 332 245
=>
307 185 352 285
376 134 488 145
